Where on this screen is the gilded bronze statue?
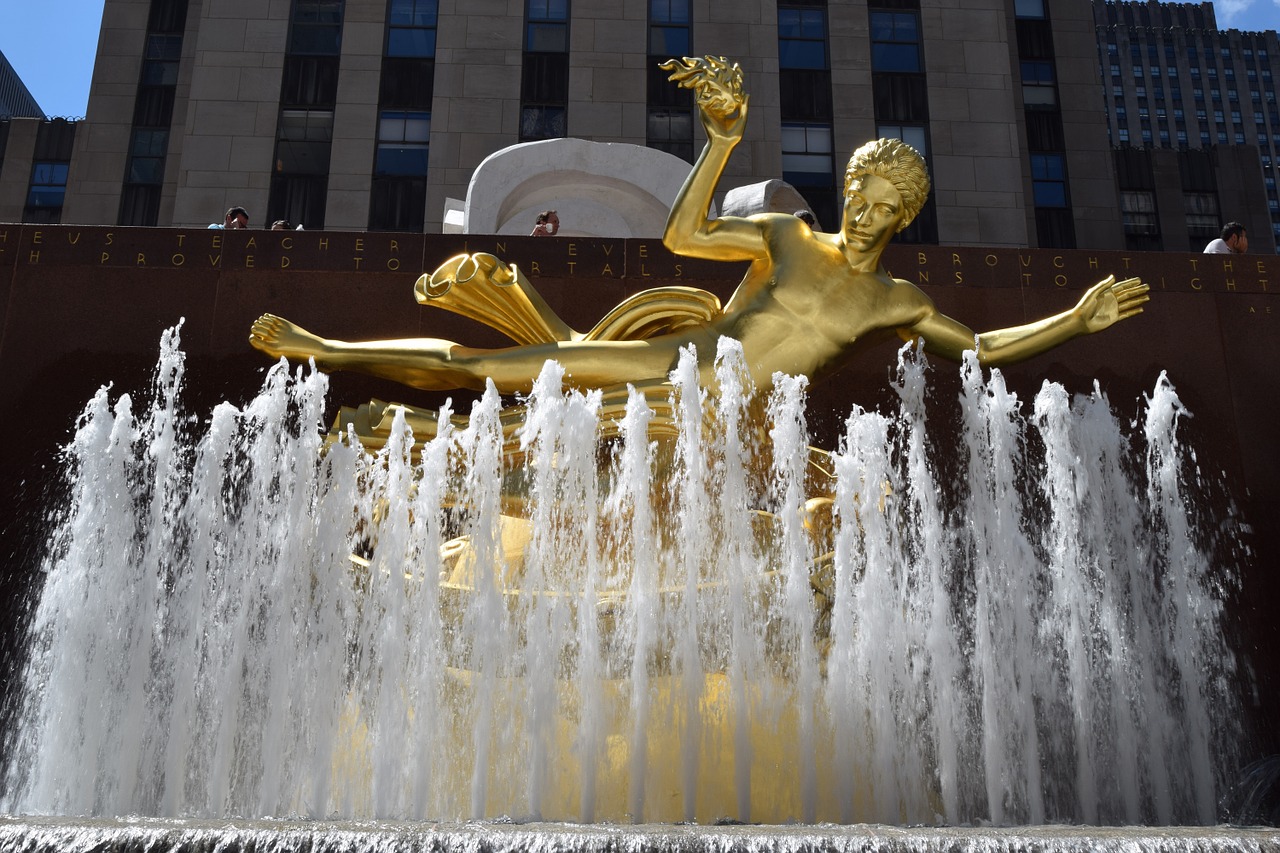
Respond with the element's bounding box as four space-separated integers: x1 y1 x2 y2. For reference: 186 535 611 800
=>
250 55 1148 415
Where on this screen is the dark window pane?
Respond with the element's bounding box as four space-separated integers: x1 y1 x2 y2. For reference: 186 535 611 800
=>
1033 182 1067 207
274 139 333 174
376 145 429 175
131 128 169 157
779 40 826 69
380 57 435 109
370 177 427 231
119 184 161 226
388 27 436 57
1035 207 1076 247
522 53 569 103
526 22 567 52
872 43 919 72
649 25 689 56
269 174 328 229
141 59 179 86
133 86 175 127
146 34 183 60
147 0 188 34
282 56 340 106
128 157 165 183
390 0 438 25
520 105 566 139
872 74 927 121
650 0 689 25
27 185 66 208
779 69 832 120
290 24 342 55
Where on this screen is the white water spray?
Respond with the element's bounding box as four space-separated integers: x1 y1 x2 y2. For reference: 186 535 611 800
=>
0 329 1243 826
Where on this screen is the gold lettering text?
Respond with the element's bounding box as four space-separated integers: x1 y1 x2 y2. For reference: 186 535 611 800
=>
67 232 80 245
171 253 184 266
530 261 541 274
1052 256 1064 269
952 253 962 267
245 237 257 249
28 250 39 263
245 255 254 268
568 243 577 256
1055 274 1067 287
954 271 963 284
32 231 42 244
386 258 399 271
281 257 290 269
281 237 293 250
918 270 929 284
639 244 648 257
602 263 614 277
567 261 576 275
985 254 998 267
100 252 110 264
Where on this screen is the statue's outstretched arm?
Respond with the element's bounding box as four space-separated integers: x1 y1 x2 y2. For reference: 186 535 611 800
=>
660 56 766 261
906 275 1150 366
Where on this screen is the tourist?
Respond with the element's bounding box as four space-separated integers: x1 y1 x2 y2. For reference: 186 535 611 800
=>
794 210 816 228
271 219 292 231
1204 222 1248 254
531 210 560 237
250 56 1148 398
209 207 250 230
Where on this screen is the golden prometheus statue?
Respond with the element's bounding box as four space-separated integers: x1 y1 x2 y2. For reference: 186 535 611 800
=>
250 56 1147 418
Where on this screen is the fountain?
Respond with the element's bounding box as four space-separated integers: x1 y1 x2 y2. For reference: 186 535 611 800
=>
0 55 1273 852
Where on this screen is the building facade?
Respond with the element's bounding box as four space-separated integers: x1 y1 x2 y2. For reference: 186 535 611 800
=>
0 0 1275 252
1095 0 1279 251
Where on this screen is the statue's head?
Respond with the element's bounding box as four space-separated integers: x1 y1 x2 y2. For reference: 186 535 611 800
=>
843 139 930 233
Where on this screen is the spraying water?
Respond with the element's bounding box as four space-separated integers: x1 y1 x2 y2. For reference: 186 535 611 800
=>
0 327 1244 826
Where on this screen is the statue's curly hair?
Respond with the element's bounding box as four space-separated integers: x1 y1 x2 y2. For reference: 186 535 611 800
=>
843 138 931 232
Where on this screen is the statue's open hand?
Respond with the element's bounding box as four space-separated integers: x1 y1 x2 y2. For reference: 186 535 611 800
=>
660 56 747 141
1075 275 1150 333
249 313 326 362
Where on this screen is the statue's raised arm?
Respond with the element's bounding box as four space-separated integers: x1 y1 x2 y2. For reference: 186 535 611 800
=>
659 57 766 261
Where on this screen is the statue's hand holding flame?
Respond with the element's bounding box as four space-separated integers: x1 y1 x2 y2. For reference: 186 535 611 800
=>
660 55 748 141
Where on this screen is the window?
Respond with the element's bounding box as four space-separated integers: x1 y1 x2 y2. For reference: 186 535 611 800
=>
869 11 920 73
1121 190 1158 235
275 109 334 174
650 0 689 56
1031 153 1067 207
290 0 344 54
647 108 693 161
26 162 68 210
526 0 568 52
1021 60 1056 107
876 123 927 158
376 110 429 175
521 0 569 141
779 6 826 69
782 123 834 183
387 0 438 57
1014 0 1044 17
1184 191 1220 241
783 122 836 229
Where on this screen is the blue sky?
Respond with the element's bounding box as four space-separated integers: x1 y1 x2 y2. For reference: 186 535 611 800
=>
1 0 1278 119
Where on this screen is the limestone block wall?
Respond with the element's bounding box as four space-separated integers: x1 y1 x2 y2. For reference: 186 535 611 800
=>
169 0 291 228
61 0 152 227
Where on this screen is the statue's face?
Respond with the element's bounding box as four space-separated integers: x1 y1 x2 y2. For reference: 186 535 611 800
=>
841 174 904 255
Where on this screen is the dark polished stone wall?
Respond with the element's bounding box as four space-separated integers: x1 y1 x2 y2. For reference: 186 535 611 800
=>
2 224 1277 757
